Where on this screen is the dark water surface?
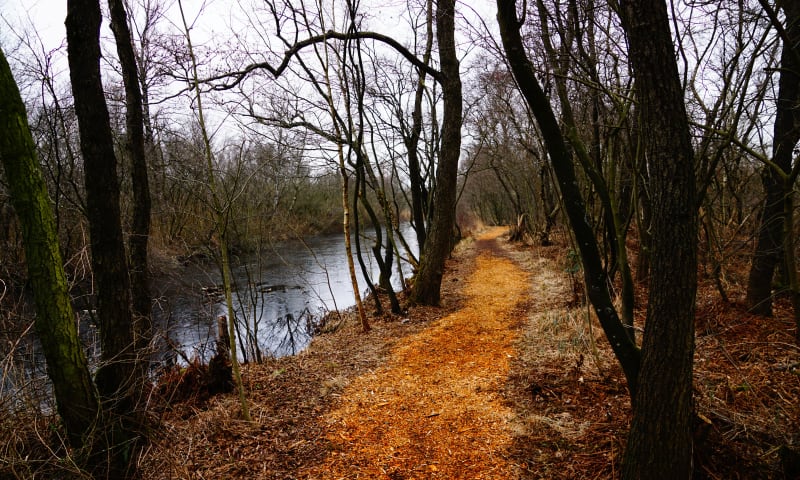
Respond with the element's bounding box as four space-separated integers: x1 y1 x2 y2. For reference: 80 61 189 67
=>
1 225 416 411
153 224 417 363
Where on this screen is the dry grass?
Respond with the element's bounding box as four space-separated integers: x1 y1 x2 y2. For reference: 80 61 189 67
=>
503 232 800 479
136 227 799 479
4 225 796 479
503 240 631 479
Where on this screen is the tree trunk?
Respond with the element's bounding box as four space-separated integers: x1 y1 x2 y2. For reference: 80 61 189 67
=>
496 0 641 395
405 0 434 253
338 158 370 330
747 170 787 315
746 1 800 316
108 0 153 369
219 229 252 418
352 167 384 315
410 0 462 306
65 0 140 470
177 0 251 421
0 46 100 452
618 0 698 477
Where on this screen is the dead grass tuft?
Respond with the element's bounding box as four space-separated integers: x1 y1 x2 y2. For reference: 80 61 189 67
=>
133 225 799 479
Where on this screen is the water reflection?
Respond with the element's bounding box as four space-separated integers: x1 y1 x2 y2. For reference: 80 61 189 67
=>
153 223 417 364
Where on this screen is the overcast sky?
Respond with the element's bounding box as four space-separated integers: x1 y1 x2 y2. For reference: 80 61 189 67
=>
0 0 499 157
1 0 233 53
1 0 497 55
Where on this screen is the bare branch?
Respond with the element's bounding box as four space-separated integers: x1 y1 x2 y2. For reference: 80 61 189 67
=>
198 30 442 91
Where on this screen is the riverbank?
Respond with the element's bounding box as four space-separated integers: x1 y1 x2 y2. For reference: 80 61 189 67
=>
137 227 798 479
145 222 421 365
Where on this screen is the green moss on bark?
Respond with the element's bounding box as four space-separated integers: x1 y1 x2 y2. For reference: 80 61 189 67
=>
0 47 100 450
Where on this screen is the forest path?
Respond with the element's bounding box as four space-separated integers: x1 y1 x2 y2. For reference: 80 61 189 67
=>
302 226 532 479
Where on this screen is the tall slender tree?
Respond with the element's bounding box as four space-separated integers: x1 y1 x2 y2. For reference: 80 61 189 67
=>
746 1 800 317
177 0 251 421
108 0 153 368
496 0 641 394
409 0 462 306
0 45 100 454
618 0 698 476
65 0 141 470
404 0 434 253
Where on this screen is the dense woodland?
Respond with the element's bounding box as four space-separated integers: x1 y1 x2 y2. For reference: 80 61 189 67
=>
0 0 798 477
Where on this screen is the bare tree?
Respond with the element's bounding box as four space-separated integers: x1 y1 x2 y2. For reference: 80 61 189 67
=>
65 0 142 472
176 0 251 421
108 0 153 372
496 0 641 395
193 0 461 307
0 45 100 456
499 0 698 475
408 0 462 306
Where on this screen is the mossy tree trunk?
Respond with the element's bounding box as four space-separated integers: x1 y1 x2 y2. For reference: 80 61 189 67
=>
0 46 100 453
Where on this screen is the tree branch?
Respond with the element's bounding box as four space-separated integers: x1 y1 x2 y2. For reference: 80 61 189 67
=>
201 30 442 91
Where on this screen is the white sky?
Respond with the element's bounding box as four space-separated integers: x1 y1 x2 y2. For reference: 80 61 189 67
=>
1 0 497 118
1 0 497 58
1 0 236 54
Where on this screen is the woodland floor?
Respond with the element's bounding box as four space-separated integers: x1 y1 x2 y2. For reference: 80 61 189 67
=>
138 226 800 479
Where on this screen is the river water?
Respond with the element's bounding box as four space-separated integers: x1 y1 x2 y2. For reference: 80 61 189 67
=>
152 224 417 364
0 224 416 410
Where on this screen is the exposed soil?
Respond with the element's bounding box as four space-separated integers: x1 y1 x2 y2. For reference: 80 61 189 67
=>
138 227 800 479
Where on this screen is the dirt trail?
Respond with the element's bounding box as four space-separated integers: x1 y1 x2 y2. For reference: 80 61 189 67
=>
303 227 531 479
140 224 799 479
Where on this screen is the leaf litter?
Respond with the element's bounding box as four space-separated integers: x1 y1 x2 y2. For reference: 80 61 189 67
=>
139 226 799 479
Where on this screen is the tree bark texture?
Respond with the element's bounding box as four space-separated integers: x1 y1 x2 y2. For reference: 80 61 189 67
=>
496 0 641 395
410 0 462 306
618 0 698 477
0 47 100 451
746 1 800 316
66 0 139 454
108 0 153 358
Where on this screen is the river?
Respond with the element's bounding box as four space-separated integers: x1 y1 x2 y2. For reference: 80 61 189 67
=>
152 223 418 365
0 224 417 409
0 224 419 414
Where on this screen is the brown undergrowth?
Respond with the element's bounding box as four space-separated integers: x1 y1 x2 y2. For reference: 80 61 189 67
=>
137 226 799 479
